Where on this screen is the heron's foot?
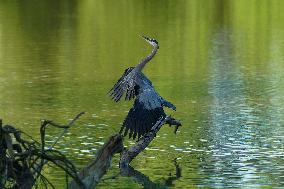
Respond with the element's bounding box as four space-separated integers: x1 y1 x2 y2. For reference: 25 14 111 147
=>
165 116 182 134
174 124 181 134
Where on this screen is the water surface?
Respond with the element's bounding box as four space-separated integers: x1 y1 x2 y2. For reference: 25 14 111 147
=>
0 0 284 188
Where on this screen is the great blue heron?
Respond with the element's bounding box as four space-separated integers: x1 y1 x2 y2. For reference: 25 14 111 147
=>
108 36 176 139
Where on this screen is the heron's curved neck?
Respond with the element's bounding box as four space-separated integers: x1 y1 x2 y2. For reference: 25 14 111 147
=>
136 45 158 71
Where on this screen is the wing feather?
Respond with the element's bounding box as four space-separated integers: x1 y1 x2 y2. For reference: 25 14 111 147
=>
108 67 136 102
121 87 166 140
108 68 154 102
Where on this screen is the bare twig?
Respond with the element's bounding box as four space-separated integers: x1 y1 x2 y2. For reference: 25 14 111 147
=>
41 111 85 150
34 112 86 187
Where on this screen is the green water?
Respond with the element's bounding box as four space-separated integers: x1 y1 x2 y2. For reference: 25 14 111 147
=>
1 0 284 188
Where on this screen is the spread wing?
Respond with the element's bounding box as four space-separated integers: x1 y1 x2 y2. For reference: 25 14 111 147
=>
108 67 137 102
120 86 166 140
108 68 153 102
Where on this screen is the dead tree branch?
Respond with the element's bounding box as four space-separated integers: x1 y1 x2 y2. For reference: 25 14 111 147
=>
119 116 182 170
0 113 86 189
1 111 181 189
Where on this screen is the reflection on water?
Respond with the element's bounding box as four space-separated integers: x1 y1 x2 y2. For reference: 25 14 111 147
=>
1 0 284 188
120 159 181 189
207 30 284 187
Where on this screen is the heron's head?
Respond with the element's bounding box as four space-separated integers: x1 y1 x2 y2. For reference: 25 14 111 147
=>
142 36 159 49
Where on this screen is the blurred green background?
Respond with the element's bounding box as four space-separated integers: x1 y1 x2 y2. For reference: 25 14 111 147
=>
0 0 284 188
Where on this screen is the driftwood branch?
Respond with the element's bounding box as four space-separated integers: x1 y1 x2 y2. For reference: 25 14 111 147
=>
119 116 182 169
1 110 181 189
67 134 123 189
66 115 181 189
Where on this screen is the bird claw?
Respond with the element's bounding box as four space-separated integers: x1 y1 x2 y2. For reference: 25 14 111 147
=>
174 124 181 134
164 116 182 134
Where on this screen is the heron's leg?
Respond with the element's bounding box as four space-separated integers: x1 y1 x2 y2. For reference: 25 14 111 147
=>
165 116 182 134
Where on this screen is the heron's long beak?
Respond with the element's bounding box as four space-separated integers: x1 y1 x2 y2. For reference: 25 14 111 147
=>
141 35 159 49
141 35 151 43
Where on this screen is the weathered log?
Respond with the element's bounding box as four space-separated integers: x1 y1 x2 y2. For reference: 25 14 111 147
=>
66 134 123 189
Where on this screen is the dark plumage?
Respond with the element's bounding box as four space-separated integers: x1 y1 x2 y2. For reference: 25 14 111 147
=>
119 72 175 139
108 36 176 139
108 67 135 102
121 100 166 139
